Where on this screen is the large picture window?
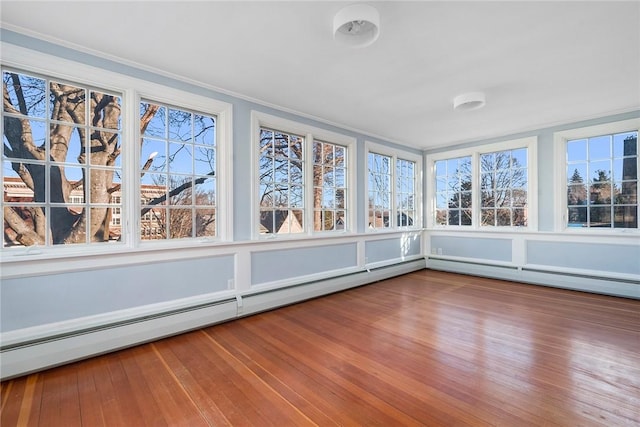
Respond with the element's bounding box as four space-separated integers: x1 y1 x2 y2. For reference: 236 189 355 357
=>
2 69 123 247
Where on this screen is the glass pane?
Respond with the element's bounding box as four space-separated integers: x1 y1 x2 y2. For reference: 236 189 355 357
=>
288 136 304 161
90 131 120 167
436 193 447 209
336 210 346 230
590 161 611 182
169 176 193 205
3 72 46 117
169 142 193 174
589 135 611 160
496 209 511 226
141 103 166 137
89 169 119 204
260 129 273 157
290 185 303 208
436 177 446 192
461 209 472 226
335 146 345 166
194 114 216 146
90 91 121 130
141 139 167 172
481 209 495 226
567 139 587 162
590 206 611 227
512 169 527 188
613 132 637 157
323 189 335 208
567 207 587 227
259 157 274 184
616 181 638 204
195 208 216 237
480 153 495 172
168 109 192 142
194 146 215 176
169 208 193 238
259 183 274 207
141 173 168 205
436 209 447 225
481 190 495 208
613 205 637 228
274 158 288 182
195 176 216 206
50 82 85 123
448 210 460 226
4 205 44 247
323 167 335 186
4 120 46 160
512 189 527 207
335 167 345 187
589 182 611 204
513 208 527 226
511 148 527 168
51 206 85 244
435 160 446 177
290 161 303 185
481 172 494 190
567 164 587 184
3 161 32 202
567 184 588 206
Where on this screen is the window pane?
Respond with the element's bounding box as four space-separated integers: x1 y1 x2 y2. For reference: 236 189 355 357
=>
567 139 587 162
589 135 611 160
140 102 217 240
613 205 637 228
2 71 124 247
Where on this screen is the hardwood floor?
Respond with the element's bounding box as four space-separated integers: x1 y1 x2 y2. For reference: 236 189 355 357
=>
2 270 639 426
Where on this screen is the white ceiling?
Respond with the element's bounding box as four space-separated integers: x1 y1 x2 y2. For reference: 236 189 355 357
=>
1 1 639 150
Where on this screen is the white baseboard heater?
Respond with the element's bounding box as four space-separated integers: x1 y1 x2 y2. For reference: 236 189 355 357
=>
0 259 425 380
426 256 640 300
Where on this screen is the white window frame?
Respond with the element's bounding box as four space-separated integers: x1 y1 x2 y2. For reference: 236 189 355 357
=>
251 111 356 240
426 136 538 231
553 118 639 234
1 43 232 260
365 141 423 232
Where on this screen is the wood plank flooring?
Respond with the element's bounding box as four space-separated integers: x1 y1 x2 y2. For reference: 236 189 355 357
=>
2 270 639 426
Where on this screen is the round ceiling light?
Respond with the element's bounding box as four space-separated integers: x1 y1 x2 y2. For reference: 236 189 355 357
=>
453 92 486 111
333 4 380 48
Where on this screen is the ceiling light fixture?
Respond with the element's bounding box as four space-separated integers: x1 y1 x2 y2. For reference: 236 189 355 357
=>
453 92 486 111
333 4 380 48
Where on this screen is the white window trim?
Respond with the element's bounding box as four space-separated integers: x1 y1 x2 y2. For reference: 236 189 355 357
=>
553 118 640 234
251 111 356 240
1 42 233 260
425 136 538 231
365 141 423 232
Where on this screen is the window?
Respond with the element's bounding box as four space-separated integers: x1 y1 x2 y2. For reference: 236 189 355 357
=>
434 156 472 226
427 137 536 229
253 111 354 238
480 148 528 227
139 101 217 240
2 69 123 247
556 119 638 231
258 127 305 235
2 47 231 255
366 143 421 230
313 140 347 231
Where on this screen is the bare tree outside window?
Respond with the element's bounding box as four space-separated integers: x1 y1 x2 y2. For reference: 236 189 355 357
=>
480 148 528 227
435 156 472 226
258 128 304 235
313 140 347 232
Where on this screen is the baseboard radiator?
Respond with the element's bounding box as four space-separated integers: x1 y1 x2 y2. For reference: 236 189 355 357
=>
426 257 640 300
0 259 425 380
